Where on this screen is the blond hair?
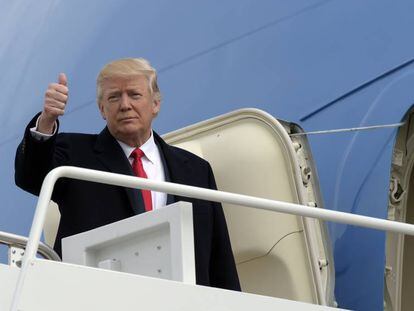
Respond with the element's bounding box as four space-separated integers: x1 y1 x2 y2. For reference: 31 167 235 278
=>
97 58 161 103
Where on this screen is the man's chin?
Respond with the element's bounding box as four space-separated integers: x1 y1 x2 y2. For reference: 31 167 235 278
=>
112 127 150 145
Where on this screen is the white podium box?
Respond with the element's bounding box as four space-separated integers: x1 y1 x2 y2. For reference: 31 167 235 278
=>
61 201 195 284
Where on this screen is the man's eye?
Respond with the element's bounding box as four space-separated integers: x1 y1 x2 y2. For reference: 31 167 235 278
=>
108 95 119 102
131 93 141 99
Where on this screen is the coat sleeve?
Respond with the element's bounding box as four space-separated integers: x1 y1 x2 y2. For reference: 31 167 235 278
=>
206 163 241 291
14 113 66 196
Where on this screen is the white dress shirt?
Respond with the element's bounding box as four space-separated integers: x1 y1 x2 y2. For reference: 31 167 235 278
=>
31 119 167 209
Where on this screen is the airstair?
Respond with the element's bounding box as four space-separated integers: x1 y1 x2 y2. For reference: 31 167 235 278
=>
2 109 413 310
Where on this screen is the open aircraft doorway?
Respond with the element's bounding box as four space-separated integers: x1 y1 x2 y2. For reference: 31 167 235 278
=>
163 108 336 306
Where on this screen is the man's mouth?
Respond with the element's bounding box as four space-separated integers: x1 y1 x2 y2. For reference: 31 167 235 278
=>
119 116 137 121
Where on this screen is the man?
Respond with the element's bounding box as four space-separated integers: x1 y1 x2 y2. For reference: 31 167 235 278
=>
15 58 240 291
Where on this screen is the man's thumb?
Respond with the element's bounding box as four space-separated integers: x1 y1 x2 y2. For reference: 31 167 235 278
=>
58 73 67 86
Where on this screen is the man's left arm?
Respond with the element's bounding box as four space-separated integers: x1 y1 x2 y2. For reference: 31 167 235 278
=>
207 164 241 291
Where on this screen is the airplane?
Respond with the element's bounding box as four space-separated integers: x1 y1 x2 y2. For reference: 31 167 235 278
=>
1 1 414 310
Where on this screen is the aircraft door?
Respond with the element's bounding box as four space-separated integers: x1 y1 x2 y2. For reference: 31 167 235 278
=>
163 108 335 306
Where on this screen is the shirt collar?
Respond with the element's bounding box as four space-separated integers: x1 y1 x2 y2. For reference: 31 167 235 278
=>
117 131 157 164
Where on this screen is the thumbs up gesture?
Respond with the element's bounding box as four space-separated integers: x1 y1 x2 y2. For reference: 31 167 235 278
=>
38 73 69 134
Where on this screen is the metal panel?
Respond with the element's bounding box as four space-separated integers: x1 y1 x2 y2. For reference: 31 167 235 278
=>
7 259 344 311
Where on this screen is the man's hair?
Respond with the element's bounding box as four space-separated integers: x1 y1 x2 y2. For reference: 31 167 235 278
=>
97 58 161 103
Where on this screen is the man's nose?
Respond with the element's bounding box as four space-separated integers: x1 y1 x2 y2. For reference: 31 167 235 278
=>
119 93 131 110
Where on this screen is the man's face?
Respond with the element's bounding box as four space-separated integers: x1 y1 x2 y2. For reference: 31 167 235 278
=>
99 75 160 146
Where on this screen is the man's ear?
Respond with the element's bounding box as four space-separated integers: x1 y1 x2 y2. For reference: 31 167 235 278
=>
98 102 106 120
152 99 161 117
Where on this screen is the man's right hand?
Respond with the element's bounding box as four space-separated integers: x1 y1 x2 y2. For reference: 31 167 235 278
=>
38 73 68 134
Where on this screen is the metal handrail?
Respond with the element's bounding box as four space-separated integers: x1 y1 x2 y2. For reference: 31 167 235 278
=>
10 166 414 310
0 230 60 262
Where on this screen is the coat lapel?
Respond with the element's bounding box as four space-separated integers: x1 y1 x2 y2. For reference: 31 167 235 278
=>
94 127 145 215
153 132 193 203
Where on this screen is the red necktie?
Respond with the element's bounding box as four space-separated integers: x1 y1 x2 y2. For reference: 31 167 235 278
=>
131 148 153 212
